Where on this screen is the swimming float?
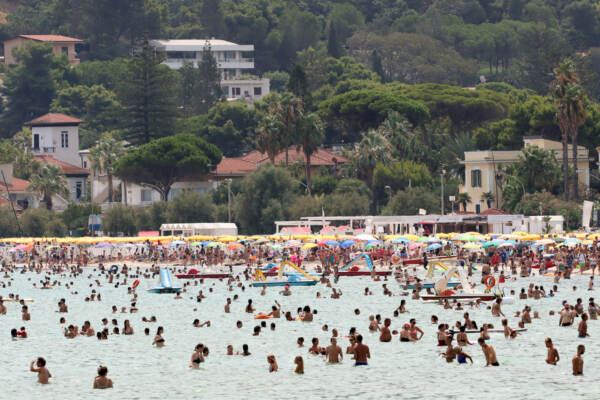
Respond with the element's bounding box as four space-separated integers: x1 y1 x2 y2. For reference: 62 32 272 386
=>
484 275 496 289
254 313 273 320
132 279 140 289
109 265 118 274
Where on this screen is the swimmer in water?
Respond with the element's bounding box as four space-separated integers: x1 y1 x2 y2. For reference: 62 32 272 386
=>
545 338 559 365
267 354 278 372
30 357 51 384
294 356 304 374
478 337 499 366
190 343 205 368
352 335 370 366
325 338 343 363
153 326 165 347
573 344 585 375
93 365 114 389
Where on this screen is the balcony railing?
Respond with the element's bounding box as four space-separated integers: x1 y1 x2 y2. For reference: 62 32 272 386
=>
32 146 56 153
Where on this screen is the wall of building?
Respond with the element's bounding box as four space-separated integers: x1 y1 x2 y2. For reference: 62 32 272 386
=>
32 125 80 166
4 38 79 65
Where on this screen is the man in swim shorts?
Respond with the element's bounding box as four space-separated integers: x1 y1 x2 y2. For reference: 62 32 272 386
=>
353 335 370 366
325 338 343 363
478 337 499 366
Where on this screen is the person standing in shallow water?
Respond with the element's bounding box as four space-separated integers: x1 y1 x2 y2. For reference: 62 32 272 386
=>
573 345 585 375
353 335 370 366
93 365 114 389
30 357 51 384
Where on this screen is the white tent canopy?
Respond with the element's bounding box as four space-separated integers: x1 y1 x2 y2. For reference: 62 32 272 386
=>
160 223 238 237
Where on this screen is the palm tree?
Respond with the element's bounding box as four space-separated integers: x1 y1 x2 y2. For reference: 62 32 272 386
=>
27 164 69 210
550 59 587 201
481 192 494 208
356 130 392 190
456 192 472 212
297 112 325 195
89 134 126 203
256 92 303 165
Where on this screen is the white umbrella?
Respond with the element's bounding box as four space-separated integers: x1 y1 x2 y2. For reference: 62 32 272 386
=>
355 234 376 241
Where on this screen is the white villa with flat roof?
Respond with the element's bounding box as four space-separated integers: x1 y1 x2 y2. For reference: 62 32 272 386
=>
149 39 270 100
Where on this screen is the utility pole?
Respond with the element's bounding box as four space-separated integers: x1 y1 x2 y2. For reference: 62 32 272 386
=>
440 169 446 215
226 178 232 222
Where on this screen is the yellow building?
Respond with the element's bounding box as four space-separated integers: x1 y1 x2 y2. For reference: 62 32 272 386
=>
459 137 590 213
3 35 83 65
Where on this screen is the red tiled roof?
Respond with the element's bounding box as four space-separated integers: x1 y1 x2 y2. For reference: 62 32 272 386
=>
35 156 89 176
213 157 257 176
0 177 31 193
213 147 349 177
19 34 83 43
25 113 84 126
479 207 508 216
242 146 349 166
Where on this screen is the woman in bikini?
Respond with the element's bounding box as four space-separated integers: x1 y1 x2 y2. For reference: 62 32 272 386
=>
190 343 205 368
153 326 165 347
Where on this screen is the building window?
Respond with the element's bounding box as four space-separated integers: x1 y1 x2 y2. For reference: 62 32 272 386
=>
254 87 262 96
76 181 82 199
62 46 68 55
141 189 152 202
222 86 229 97
223 69 236 79
471 169 482 187
232 87 241 96
475 203 481 214
61 131 68 148
33 134 39 150
223 51 236 61
83 160 87 168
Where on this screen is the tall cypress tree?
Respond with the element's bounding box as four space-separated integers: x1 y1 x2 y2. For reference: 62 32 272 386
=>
119 40 178 145
196 41 223 114
287 64 312 108
327 23 343 58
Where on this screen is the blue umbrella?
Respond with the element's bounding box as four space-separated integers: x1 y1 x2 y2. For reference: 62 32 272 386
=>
169 240 186 247
366 240 382 246
392 237 411 243
427 243 442 251
425 237 441 243
341 240 355 249
95 242 113 248
325 240 340 246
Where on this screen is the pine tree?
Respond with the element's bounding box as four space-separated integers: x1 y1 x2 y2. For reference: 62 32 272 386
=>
179 61 197 118
200 0 226 37
327 23 343 58
119 40 178 145
196 41 223 114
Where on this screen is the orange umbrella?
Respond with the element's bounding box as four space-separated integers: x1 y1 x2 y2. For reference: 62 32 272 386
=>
227 243 243 251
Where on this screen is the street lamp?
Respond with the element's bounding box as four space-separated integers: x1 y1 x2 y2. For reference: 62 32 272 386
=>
225 178 232 223
440 169 446 215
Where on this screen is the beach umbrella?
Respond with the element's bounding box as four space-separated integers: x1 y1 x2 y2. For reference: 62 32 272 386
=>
427 243 442 251
463 243 481 249
340 240 355 249
424 237 441 243
302 243 318 250
482 240 502 249
497 242 516 248
95 242 113 248
169 240 186 247
408 243 420 250
366 242 380 248
366 240 382 246
392 237 411 243
536 239 555 246
207 242 223 248
325 240 340 246
227 243 243 251
284 240 301 247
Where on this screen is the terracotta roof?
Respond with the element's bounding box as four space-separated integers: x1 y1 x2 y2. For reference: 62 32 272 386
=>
241 146 349 166
25 113 84 126
213 157 257 176
35 156 89 176
19 34 83 43
0 177 31 193
479 207 508 216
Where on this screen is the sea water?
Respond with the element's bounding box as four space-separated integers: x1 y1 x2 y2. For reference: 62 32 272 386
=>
1 270 599 400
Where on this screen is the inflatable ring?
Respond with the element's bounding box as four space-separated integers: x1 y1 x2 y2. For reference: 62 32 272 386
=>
484 275 496 289
254 313 272 320
109 265 118 274
132 279 140 289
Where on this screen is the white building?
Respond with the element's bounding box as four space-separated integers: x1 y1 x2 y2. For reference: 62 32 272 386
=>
149 39 270 100
25 113 89 206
